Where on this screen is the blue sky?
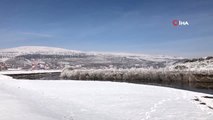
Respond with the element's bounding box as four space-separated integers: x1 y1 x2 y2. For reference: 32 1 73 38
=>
0 0 213 57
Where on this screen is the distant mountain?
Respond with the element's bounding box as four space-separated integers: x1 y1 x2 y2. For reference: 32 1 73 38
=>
0 46 82 56
0 46 181 70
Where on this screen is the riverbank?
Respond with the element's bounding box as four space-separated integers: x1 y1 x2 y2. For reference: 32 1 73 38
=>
60 56 213 84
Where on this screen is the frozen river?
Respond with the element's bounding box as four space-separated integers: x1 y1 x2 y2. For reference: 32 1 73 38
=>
0 75 213 120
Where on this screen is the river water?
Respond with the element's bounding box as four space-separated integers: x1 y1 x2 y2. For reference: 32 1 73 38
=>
7 72 213 94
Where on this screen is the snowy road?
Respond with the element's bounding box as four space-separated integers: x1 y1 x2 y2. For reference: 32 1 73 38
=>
0 78 213 120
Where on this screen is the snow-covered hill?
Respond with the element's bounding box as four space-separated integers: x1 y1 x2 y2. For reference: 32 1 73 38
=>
0 46 180 61
0 46 82 56
88 51 182 62
168 57 213 71
0 46 180 70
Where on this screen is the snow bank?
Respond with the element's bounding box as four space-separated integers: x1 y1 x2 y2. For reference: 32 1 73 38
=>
0 70 61 75
0 74 13 80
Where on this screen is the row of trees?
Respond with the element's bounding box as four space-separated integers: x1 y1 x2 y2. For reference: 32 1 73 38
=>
60 67 213 83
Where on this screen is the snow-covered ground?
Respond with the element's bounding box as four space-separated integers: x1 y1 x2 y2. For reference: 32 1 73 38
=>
0 74 213 120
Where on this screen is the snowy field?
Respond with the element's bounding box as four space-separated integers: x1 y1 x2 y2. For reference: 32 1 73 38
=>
0 75 213 120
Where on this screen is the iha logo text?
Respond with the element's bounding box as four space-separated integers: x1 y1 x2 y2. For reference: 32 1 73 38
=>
172 20 189 26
